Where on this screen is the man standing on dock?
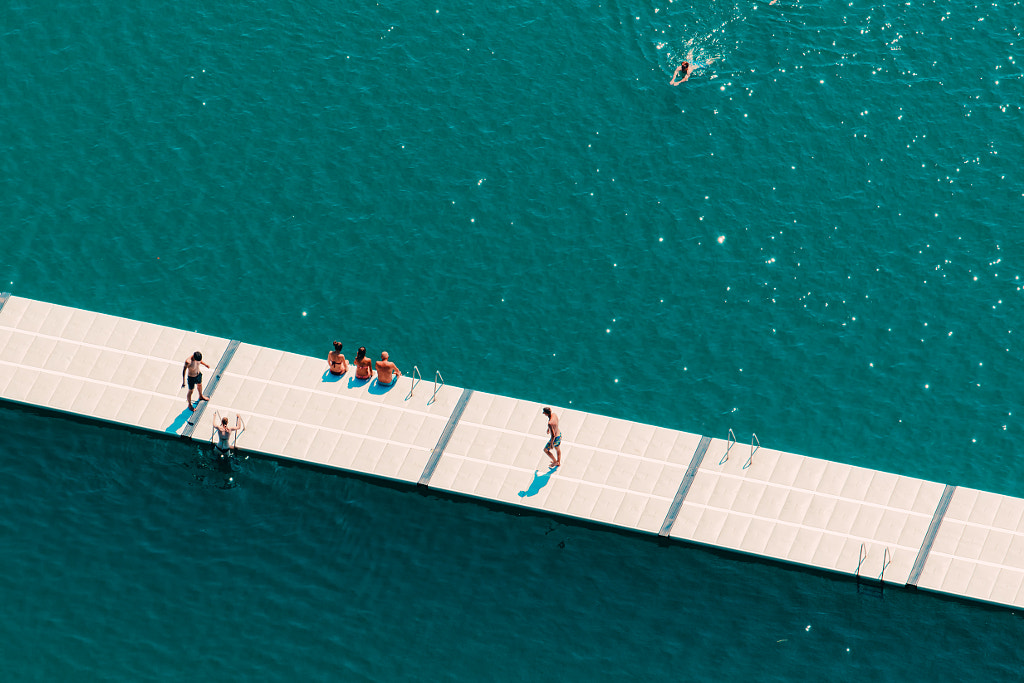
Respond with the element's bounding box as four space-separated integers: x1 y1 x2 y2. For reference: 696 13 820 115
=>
542 407 561 468
182 351 210 411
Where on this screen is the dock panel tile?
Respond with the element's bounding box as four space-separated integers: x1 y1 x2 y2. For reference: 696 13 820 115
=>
788 527 825 565
275 387 314 424
541 478 579 514
763 522 800 559
791 457 828 492
715 512 753 550
304 429 342 466
707 476 743 511
327 436 363 470
282 423 318 462
803 494 839 530
115 391 152 426
94 385 125 422
612 492 648 530
993 497 1024 532
621 422 657 457
3 331 35 366
690 507 730 546
397 448 432 483
22 335 59 370
753 485 788 520
565 482 602 520
349 438 386 475
810 533 846 571
637 497 672 534
738 517 776 555
70 381 106 417
371 443 411 481
731 480 768 516
778 488 814 525
580 449 617 487
848 505 884 540
261 421 297 457
49 376 86 412
450 458 488 493
991 568 1024 606
24 371 61 407
590 488 627 525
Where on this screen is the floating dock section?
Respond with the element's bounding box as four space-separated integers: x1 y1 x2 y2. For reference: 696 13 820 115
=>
2 294 1024 611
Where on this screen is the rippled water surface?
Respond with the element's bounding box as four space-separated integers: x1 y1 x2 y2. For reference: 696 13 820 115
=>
2 0 1023 678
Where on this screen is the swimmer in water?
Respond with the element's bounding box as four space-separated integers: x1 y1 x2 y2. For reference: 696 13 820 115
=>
670 60 693 85
671 48 717 85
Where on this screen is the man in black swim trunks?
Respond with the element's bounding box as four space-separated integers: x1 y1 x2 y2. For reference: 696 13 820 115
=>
182 350 210 411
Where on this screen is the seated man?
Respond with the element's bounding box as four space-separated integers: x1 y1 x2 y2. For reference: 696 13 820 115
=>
375 351 402 386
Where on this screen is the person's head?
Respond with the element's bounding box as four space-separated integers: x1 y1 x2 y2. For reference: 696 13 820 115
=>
356 346 366 360
193 351 202 361
542 407 551 417
333 341 343 353
222 417 229 426
681 61 689 69
381 351 389 361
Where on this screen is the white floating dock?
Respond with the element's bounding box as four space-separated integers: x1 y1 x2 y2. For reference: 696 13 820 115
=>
3 294 1024 611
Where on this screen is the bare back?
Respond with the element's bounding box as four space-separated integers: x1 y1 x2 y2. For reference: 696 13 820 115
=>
547 414 560 438
376 360 396 384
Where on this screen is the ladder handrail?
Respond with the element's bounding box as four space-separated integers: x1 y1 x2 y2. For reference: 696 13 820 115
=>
743 433 760 469
406 365 423 400
720 428 737 465
429 370 445 405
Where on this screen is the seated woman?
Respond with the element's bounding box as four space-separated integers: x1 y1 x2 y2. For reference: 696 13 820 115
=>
354 346 373 381
327 341 348 376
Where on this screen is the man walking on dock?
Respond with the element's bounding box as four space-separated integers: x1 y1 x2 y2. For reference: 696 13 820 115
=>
543 407 561 468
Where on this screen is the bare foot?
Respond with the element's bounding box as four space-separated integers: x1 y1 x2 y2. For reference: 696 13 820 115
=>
199 395 210 402
187 404 195 412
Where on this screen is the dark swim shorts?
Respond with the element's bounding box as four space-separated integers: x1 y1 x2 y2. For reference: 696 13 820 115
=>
187 372 203 389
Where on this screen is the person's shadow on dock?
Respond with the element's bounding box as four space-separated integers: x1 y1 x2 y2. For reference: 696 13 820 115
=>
322 370 344 383
166 406 194 434
367 379 397 395
518 468 556 498
347 375 373 390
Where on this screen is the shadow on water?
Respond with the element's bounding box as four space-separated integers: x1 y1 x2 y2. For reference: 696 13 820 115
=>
518 468 556 497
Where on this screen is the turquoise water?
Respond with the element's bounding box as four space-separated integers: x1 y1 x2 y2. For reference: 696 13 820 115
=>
2 0 1023 677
